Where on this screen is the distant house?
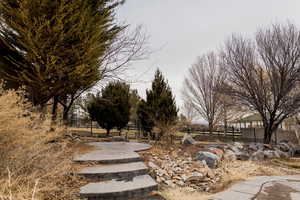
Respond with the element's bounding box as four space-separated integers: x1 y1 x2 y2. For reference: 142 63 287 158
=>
229 113 295 131
229 113 299 143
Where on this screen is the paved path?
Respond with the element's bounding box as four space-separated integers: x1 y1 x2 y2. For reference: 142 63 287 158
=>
74 142 159 200
212 175 300 200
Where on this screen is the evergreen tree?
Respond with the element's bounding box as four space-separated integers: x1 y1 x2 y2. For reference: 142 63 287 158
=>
138 69 178 140
137 99 154 134
0 0 123 108
87 81 131 135
129 89 141 125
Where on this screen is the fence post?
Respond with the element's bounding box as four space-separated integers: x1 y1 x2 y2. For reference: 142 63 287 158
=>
232 126 235 142
275 130 278 144
254 128 256 143
90 119 93 136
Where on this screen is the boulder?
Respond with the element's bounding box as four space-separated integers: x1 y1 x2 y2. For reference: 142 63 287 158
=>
182 134 196 145
223 149 237 161
287 142 297 156
249 143 264 151
277 141 295 156
263 150 280 159
208 147 224 159
227 144 242 154
250 150 265 161
274 148 289 158
277 142 290 152
227 143 250 160
232 142 244 149
236 151 250 160
195 152 220 168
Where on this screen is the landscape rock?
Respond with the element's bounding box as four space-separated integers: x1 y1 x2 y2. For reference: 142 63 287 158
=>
208 147 224 159
250 150 265 161
232 142 244 149
148 161 159 169
184 172 204 183
223 149 237 161
249 143 263 151
264 150 280 159
195 152 220 168
227 145 242 155
235 151 250 161
277 142 290 152
182 134 196 145
277 141 295 156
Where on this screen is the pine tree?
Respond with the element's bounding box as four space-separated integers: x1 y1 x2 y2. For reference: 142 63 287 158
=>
138 69 178 140
0 0 123 108
87 81 131 135
129 89 141 125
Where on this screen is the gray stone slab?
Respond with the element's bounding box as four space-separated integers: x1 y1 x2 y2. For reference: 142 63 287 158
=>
80 175 158 199
230 182 261 195
212 190 253 200
212 175 300 200
79 162 148 179
88 142 152 152
74 150 142 164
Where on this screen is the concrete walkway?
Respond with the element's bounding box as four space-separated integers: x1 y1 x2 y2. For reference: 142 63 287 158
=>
74 142 159 200
212 175 300 200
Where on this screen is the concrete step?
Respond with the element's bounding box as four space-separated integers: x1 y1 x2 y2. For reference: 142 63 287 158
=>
80 175 158 200
73 150 142 164
79 162 148 179
88 142 152 152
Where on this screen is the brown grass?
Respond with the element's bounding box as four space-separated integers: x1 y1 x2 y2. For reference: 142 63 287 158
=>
160 188 210 200
0 86 84 200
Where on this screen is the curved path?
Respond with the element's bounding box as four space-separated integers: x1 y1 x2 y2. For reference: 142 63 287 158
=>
212 175 300 200
73 142 159 200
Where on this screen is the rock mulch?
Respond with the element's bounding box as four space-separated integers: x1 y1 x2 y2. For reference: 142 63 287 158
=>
74 142 160 200
141 139 300 193
143 148 222 192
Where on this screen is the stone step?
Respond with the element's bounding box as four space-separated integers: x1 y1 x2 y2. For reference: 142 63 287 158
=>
88 142 152 152
79 162 148 179
79 175 158 200
73 150 142 164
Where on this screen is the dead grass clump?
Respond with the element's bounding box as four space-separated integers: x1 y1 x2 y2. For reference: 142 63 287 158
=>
160 187 210 200
0 86 82 200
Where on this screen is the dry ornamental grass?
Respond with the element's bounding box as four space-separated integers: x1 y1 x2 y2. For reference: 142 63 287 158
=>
0 86 83 200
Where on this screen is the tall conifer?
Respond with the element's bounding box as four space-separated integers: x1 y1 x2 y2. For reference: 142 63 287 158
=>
138 69 178 139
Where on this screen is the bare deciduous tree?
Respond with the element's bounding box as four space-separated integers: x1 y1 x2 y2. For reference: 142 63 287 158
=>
183 52 226 134
181 100 198 124
221 23 300 144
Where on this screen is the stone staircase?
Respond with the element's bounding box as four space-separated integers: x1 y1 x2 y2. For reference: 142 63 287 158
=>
74 142 160 200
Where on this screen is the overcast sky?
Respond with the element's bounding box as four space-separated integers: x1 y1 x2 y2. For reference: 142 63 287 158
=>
117 0 300 111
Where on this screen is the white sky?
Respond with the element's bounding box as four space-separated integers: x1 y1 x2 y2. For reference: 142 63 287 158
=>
116 0 300 112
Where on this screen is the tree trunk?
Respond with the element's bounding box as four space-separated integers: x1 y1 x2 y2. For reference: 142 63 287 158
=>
63 107 69 125
51 96 59 122
106 129 110 136
208 121 213 135
263 121 280 144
